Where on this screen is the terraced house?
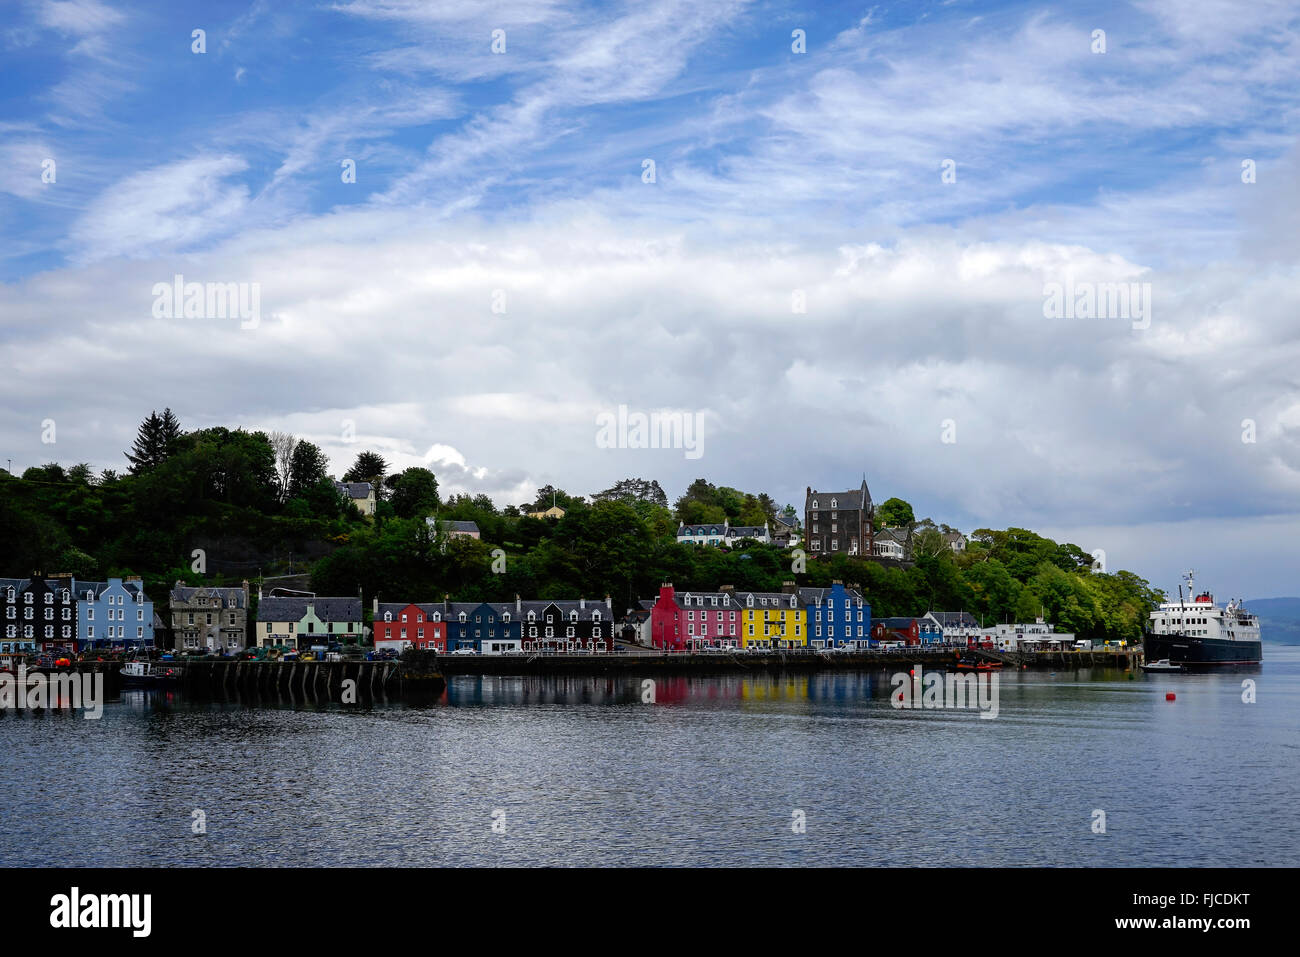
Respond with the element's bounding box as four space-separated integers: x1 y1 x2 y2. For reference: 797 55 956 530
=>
799 581 872 649
78 577 154 650
518 598 613 653
650 585 742 651
439 601 521 654
373 601 446 654
737 585 805 649
170 581 249 653
255 595 366 649
2 575 77 655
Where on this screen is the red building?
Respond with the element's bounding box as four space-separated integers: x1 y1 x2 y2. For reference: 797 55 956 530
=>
374 602 445 653
649 584 745 651
871 617 922 645
650 584 686 650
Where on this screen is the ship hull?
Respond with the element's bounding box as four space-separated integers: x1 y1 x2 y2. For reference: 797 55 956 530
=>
1142 632 1262 671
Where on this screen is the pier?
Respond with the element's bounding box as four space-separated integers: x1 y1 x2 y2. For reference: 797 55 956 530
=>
434 646 1142 675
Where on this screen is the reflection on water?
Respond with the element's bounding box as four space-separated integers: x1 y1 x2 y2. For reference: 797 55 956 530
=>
1 651 1297 867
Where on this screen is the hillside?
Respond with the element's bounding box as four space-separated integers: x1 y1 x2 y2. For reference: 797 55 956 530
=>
1247 597 1300 645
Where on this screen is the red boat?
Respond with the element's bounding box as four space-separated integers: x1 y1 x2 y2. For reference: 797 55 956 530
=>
955 660 1002 672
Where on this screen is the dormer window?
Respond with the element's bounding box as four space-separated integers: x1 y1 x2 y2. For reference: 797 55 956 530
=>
830 498 837 508
458 613 467 623
746 596 753 607
811 500 818 508
502 613 510 623
384 612 393 622
527 612 536 622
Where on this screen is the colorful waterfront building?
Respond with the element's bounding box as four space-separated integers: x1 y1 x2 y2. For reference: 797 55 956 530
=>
255 596 366 649
799 581 871 648
651 586 743 650
518 598 613 653
373 602 446 653
870 616 943 645
2 575 77 655
77 576 154 650
736 585 805 649
439 600 521 654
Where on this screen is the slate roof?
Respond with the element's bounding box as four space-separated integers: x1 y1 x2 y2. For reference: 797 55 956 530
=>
672 590 743 610
876 616 918 629
727 525 768 538
334 482 373 498
74 579 148 600
928 611 980 629
171 583 247 608
796 586 867 606
678 524 727 536
427 518 480 534
805 479 872 512
257 596 362 623
376 601 443 620
734 590 802 608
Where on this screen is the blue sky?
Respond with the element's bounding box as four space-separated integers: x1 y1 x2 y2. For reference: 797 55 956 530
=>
2 0 1300 598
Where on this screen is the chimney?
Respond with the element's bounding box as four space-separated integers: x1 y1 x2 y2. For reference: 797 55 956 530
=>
580 597 586 609
781 580 797 595
719 584 735 594
372 596 378 615
515 594 522 615
605 594 612 610
832 579 842 585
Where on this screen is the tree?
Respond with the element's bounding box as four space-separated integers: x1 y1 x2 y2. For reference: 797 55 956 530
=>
876 497 915 528
126 408 182 474
528 485 583 513
913 526 947 561
592 478 669 508
344 451 388 498
269 431 298 502
390 467 441 519
66 463 94 485
287 440 330 499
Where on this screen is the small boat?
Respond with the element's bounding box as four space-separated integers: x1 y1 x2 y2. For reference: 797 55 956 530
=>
1141 658 1183 673
955 660 1002 671
121 658 182 688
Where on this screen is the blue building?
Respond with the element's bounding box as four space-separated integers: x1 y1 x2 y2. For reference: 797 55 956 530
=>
76 577 155 650
439 600 522 653
799 582 871 649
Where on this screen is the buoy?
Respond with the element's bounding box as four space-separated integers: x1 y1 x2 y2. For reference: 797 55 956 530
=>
1166 692 1176 701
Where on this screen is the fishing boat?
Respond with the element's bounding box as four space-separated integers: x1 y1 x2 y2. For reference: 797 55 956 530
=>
120 657 182 688
1140 658 1183 673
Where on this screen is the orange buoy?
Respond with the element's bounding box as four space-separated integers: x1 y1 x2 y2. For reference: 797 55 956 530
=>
1166 692 1176 701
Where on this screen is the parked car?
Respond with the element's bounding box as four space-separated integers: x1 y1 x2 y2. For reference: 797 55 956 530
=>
451 648 478 656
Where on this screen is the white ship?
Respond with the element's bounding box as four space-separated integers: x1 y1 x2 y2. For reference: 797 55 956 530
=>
1144 570 1262 669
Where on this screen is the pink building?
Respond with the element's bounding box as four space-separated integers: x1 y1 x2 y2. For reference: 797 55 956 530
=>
649 584 742 650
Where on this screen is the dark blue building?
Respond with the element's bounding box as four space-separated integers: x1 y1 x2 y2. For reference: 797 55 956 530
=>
799 582 871 648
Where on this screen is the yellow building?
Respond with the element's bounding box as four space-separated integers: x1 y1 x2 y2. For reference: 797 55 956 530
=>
527 505 566 520
736 588 805 649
